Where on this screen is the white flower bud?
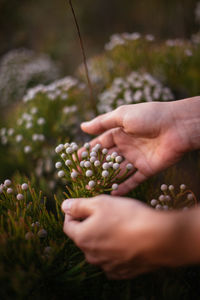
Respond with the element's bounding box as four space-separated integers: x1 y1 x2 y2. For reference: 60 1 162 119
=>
180 184 186 190
24 146 32 153
161 184 168 191
38 229 47 238
90 156 96 163
108 162 113 167
159 195 165 202
84 143 90 149
81 151 88 158
102 148 108 155
55 162 62 169
103 163 109 170
72 144 78 151
8 128 14 136
112 183 118 190
150 199 158 206
113 163 119 170
86 170 93 177
165 195 171 202
37 117 45 125
106 155 111 161
21 183 28 191
168 185 174 191
187 193 194 201
17 193 24 201
7 188 13 194
64 143 70 149
4 179 12 187
155 204 162 210
111 152 118 159
102 170 109 177
84 161 91 168
58 170 65 178
90 151 97 157
66 147 73 154
71 171 78 179
55 144 64 153
80 161 85 167
93 143 101 151
65 160 72 166
126 163 133 170
115 156 123 163
88 180 96 188
16 134 23 143
94 160 100 167
163 205 169 211
25 232 34 240
61 153 66 159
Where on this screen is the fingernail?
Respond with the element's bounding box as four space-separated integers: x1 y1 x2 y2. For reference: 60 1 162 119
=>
62 199 73 212
81 121 92 126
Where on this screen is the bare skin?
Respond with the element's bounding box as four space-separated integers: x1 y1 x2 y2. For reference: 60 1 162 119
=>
62 97 200 279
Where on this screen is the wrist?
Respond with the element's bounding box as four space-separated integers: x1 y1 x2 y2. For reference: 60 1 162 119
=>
170 97 200 152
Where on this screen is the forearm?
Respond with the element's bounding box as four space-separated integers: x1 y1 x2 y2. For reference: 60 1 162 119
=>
171 97 200 152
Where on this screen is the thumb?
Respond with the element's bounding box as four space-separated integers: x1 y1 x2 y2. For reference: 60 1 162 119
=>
81 107 124 135
62 198 93 220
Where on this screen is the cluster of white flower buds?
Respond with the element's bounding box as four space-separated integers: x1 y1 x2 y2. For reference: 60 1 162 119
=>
55 141 134 197
150 183 196 211
0 179 29 201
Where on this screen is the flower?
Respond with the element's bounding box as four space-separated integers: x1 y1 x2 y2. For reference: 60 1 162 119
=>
21 183 28 191
58 171 65 178
7 188 13 194
4 179 12 187
102 170 109 178
112 183 118 190
88 181 96 188
55 162 62 169
17 193 24 201
38 229 47 238
86 170 93 177
126 163 133 170
24 146 32 153
71 171 78 179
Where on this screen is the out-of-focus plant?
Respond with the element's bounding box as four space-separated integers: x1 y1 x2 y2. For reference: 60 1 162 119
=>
0 48 60 107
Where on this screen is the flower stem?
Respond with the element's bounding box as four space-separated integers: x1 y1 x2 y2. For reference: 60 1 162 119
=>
68 0 97 115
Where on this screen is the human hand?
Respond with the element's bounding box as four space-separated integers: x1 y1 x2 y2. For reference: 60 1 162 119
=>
81 101 193 195
62 195 179 279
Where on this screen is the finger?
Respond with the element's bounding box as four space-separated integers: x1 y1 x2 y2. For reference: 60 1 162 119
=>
81 107 124 135
112 171 148 196
63 213 80 240
62 198 94 220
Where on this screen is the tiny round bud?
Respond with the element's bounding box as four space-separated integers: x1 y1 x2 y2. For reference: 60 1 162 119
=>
58 170 65 178
169 185 174 191
17 193 24 201
25 232 34 240
150 199 158 206
113 163 119 170
72 144 78 151
163 205 169 211
102 170 109 177
55 162 62 169
65 160 72 166
24 146 32 154
180 184 186 191
84 161 91 168
84 143 90 149
103 162 109 170
159 195 165 202
108 162 113 167
187 193 194 201
71 171 78 179
90 151 97 157
111 152 118 159
88 180 96 188
86 170 93 177
102 148 108 155
94 160 100 167
21 183 28 191
155 204 162 210
90 156 96 163
61 153 66 159
64 143 70 149
55 144 64 153
7 188 13 194
44 246 52 255
38 229 47 238
4 179 12 187
94 143 101 151
66 147 73 154
161 184 168 191
115 156 123 163
106 155 111 161
126 163 133 170
80 161 85 167
112 183 118 190
165 195 171 202
81 151 88 158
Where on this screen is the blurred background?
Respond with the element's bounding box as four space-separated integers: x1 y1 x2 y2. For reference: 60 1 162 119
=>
0 0 199 74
